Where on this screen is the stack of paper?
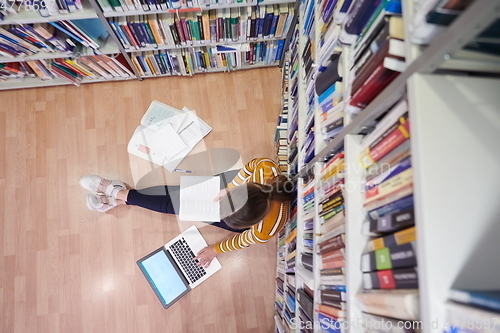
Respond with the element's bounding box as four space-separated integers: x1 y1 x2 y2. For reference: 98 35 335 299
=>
127 100 212 172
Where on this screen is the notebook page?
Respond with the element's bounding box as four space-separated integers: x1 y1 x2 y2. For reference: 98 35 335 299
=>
179 176 220 222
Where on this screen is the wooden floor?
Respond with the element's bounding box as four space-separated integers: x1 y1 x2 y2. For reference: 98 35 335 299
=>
0 67 284 333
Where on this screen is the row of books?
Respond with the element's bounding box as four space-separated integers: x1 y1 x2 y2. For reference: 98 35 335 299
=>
342 0 406 114
97 0 253 13
0 0 85 20
313 0 346 143
296 285 314 333
278 202 297 331
129 40 283 75
300 170 314 265
301 79 314 165
315 148 347 330
274 58 289 172
275 226 287 327
0 54 134 83
0 19 109 58
286 25 299 176
108 4 294 50
299 0 315 168
356 98 418 322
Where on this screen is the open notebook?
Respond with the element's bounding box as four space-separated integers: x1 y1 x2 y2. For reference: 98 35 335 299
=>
179 176 220 222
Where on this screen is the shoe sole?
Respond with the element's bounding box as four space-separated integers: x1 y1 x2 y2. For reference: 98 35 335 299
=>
84 194 97 211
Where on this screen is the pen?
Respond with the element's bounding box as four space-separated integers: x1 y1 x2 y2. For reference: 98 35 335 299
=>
174 169 194 173
178 121 194 135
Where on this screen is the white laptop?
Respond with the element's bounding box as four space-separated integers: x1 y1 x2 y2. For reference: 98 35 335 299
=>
136 225 222 309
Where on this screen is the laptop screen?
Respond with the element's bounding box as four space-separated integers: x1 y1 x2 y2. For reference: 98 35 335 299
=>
137 248 190 308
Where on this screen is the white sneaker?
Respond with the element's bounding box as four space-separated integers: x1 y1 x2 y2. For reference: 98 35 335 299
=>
85 193 117 212
79 175 126 196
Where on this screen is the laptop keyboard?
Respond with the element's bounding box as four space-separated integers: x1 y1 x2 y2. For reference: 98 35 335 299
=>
170 238 207 284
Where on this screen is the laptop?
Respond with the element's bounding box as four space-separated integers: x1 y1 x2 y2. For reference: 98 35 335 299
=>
136 225 222 309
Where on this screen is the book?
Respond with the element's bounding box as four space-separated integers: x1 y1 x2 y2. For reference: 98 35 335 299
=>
449 289 500 313
360 99 408 152
351 39 405 94
445 300 500 331
346 59 402 113
365 155 411 190
362 207 415 235
320 212 345 234
297 288 314 320
318 234 346 255
361 242 417 272
317 303 346 319
364 183 413 211
321 289 346 302
320 274 346 286
361 312 422 332
315 53 342 96
127 101 211 172
365 140 411 182
356 289 420 320
366 226 416 252
364 168 413 204
340 0 381 45
363 267 418 289
351 2 403 64
360 114 410 168
179 176 220 222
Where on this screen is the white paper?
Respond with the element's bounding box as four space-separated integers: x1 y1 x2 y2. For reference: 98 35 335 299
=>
140 100 183 130
128 102 213 172
153 123 187 160
179 176 220 222
163 113 206 171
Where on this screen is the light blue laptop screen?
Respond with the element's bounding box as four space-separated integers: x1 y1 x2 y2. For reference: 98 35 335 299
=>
138 250 188 306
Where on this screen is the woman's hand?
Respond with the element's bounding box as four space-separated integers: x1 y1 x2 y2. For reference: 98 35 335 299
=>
213 188 228 202
193 246 218 268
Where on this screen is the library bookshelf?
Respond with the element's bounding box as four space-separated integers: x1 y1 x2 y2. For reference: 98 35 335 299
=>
274 0 500 332
0 0 295 90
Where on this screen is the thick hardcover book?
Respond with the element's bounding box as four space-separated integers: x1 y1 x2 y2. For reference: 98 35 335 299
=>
363 267 419 289
318 234 346 255
365 155 411 191
364 183 413 212
297 288 314 320
321 267 345 276
366 226 416 252
449 290 500 312
356 289 419 320
351 40 405 94
446 300 500 330
320 212 345 234
364 207 414 235
321 289 346 302
365 140 411 182
318 304 346 319
347 61 400 113
321 249 344 263
360 98 407 151
360 115 410 168
315 53 342 96
320 274 346 286
364 168 413 204
361 241 417 272
341 0 381 44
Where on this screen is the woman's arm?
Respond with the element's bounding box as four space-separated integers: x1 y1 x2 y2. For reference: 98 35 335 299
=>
215 201 289 253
